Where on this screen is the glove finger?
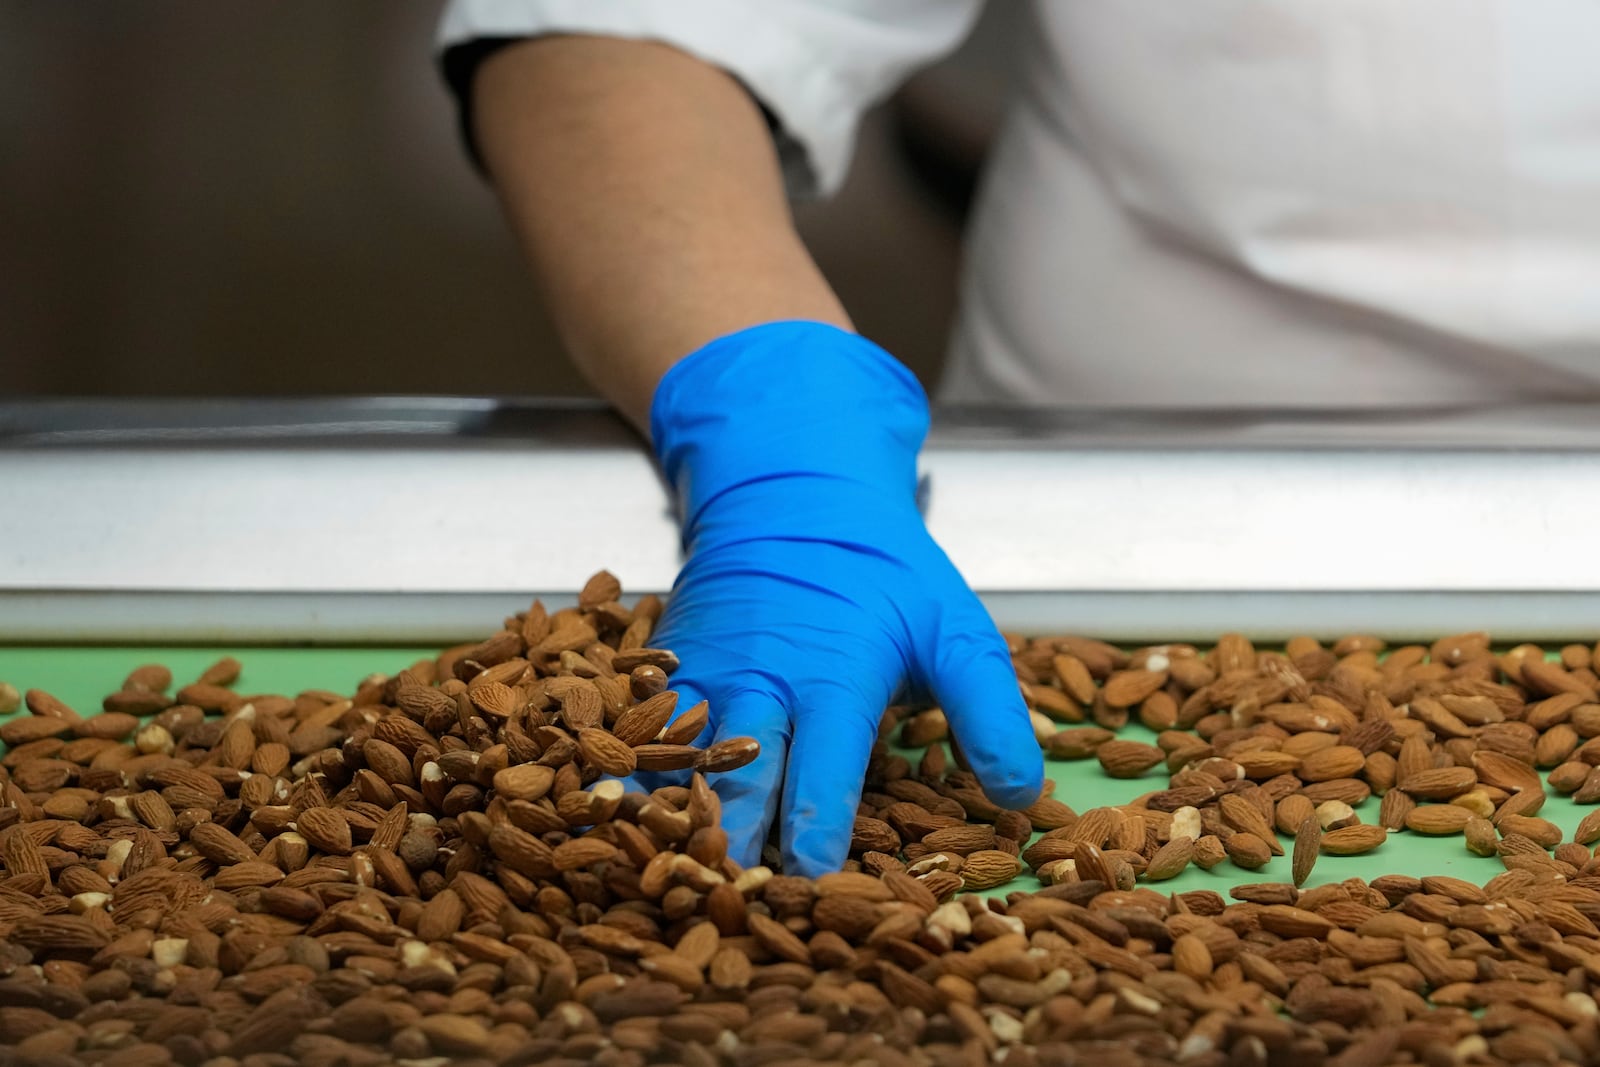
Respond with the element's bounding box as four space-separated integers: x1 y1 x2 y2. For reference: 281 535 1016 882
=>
927 602 1044 811
702 689 792 868
780 683 881 877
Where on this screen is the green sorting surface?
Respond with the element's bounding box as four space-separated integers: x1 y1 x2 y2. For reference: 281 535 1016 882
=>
0 646 1590 898
0 647 441 712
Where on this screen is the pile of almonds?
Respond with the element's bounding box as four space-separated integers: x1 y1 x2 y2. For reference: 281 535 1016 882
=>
3 579 1600 1066
873 631 1600 895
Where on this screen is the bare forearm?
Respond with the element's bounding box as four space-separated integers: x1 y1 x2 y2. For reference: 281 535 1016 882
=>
473 36 850 432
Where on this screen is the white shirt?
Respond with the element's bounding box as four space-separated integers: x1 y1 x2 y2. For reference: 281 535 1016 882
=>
440 1 1600 407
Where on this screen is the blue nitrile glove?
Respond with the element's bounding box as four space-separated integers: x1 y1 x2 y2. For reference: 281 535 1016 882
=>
648 320 1044 876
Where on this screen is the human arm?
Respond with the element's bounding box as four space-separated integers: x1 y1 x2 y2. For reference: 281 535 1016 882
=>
472 35 849 433
466 31 1042 875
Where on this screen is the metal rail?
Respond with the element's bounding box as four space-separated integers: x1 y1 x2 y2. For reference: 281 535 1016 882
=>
4 398 1599 642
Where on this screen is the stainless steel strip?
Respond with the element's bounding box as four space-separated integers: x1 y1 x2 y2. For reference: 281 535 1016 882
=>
2 590 1597 645
1 446 680 593
5 400 1598 641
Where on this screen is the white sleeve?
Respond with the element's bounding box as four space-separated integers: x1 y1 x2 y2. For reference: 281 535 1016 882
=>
437 0 984 197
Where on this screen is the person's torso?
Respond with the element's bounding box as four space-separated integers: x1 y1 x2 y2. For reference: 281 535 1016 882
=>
944 1 1600 407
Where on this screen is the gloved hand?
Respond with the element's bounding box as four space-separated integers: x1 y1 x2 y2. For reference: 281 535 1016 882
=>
648 320 1044 876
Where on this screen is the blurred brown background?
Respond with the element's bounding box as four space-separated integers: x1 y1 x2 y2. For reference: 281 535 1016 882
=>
1 3 1011 399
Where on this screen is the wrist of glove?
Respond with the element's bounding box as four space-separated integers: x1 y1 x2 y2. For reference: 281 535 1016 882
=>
648 320 1043 876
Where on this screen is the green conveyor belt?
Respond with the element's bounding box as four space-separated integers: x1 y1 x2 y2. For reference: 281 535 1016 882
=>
0 646 1590 899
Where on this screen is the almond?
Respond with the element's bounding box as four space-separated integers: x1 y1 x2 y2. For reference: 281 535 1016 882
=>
1144 836 1193 881
696 736 760 774
1095 740 1166 778
1397 766 1477 800
1218 794 1283 856
1222 833 1271 870
850 817 901 855
900 709 949 747
1470 750 1542 794
1052 654 1098 705
1101 669 1168 709
1210 633 1257 673
129 790 177 833
552 836 619 871
1521 659 1598 701
1297 745 1366 782
1535 724 1581 767
493 763 555 803
1299 778 1371 806
1291 814 1320 887
188 822 258 866
486 824 557 880
9 914 110 953
1044 726 1115 759
415 888 465 941
417 1014 492 1056
1377 789 1415 832
1258 904 1334 940
1233 751 1302 779
612 691 679 747
466 680 518 719
294 807 353 856
958 850 1023 890
1320 824 1389 856
1497 814 1562 849
632 743 702 772
2 828 49 878
361 738 414 787
1193 835 1228 870
920 824 995 856
1020 796 1077 831
660 699 710 746
577 569 622 610
814 871 895 902
577 728 638 777
1274 794 1318 836
0 716 74 746
746 912 811 964
23 688 80 721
